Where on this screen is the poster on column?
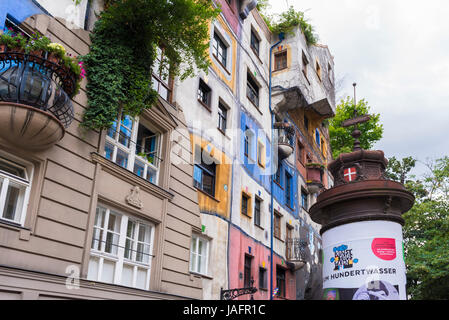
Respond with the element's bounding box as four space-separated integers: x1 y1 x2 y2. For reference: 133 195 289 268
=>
322 221 407 300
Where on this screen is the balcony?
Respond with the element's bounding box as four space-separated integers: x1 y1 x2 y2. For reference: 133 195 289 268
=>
306 163 324 194
274 122 294 160
286 238 308 271
0 50 75 150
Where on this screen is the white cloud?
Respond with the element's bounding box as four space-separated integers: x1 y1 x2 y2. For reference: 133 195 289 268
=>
267 0 449 177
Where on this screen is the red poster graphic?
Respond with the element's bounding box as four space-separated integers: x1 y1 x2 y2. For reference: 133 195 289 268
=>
371 238 396 261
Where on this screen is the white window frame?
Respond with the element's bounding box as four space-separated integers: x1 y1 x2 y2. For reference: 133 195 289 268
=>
189 234 210 276
104 113 162 185
0 153 33 226
87 205 155 290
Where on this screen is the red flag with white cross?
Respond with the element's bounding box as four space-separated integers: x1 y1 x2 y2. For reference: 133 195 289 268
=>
344 167 357 182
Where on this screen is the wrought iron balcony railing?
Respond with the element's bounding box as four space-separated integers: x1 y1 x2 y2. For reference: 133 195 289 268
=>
0 51 74 128
286 238 308 262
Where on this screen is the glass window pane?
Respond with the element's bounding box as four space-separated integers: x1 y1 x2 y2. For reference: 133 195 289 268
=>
133 160 145 178
2 184 22 222
104 142 114 161
101 259 115 284
87 256 99 281
146 168 156 183
190 252 197 272
202 172 214 196
91 227 103 250
136 268 147 289
115 149 129 168
158 84 168 100
121 264 134 287
118 126 132 148
137 243 150 263
138 224 150 242
125 238 134 259
107 120 117 139
0 159 26 179
105 232 119 255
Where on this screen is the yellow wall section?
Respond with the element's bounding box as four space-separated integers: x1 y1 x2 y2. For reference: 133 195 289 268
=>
271 44 292 76
190 134 231 219
208 16 237 93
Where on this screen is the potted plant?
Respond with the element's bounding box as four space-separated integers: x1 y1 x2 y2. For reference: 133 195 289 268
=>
26 32 51 64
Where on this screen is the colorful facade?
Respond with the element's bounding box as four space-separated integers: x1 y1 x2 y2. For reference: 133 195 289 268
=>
0 0 335 300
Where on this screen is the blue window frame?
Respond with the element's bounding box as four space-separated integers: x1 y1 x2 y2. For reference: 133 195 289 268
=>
315 128 320 147
285 172 293 208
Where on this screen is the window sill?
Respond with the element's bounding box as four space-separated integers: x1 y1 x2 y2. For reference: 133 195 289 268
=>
190 271 213 280
198 99 212 112
0 219 30 231
91 153 174 201
273 67 288 73
255 223 264 231
274 235 284 243
251 47 263 65
212 54 231 76
195 187 220 203
241 212 252 219
217 127 230 140
247 96 263 115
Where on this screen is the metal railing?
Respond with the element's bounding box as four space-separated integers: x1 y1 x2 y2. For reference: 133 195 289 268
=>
286 238 308 262
0 51 75 128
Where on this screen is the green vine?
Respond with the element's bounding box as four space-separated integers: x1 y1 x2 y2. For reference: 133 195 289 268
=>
259 6 319 46
79 0 220 131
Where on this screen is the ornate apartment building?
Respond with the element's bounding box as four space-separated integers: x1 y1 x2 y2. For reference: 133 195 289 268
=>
0 0 335 300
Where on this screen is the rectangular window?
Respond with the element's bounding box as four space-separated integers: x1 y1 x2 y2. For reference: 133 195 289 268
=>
276 266 286 297
274 211 281 239
218 102 228 132
244 255 253 288
259 267 267 289
304 115 309 131
301 188 309 211
316 60 322 81
0 156 32 226
297 140 305 165
302 51 309 82
105 114 161 185
190 234 209 275
274 51 287 71
247 72 259 107
193 149 216 197
241 193 250 216
315 128 321 147
257 141 265 167
152 47 172 101
285 172 293 208
254 197 261 227
213 32 227 68
198 79 211 108
88 205 155 290
250 29 260 55
244 127 254 161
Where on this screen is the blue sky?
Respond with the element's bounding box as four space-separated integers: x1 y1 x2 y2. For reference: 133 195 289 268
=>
267 0 449 177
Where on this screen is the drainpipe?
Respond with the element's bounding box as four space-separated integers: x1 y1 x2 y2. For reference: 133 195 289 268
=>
269 32 284 300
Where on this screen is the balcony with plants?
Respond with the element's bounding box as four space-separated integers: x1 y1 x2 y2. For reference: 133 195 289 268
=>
0 29 84 150
306 162 324 194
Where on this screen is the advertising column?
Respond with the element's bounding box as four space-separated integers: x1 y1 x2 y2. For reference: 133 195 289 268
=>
322 221 406 300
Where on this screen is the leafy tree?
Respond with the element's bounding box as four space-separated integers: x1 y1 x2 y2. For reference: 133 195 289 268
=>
385 156 417 184
329 97 383 159
388 156 449 300
79 0 220 130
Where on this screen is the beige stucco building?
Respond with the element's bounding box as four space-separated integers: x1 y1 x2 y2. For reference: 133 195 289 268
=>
0 1 206 299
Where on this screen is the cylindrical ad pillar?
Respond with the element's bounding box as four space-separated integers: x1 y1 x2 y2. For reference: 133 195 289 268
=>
310 149 414 301
322 220 406 300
